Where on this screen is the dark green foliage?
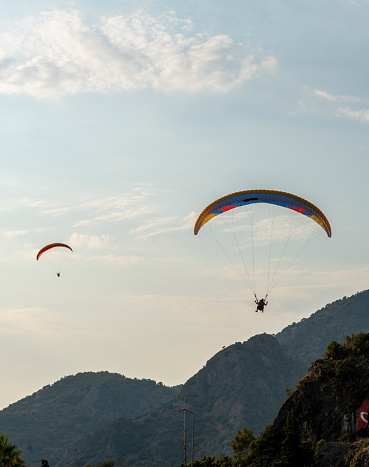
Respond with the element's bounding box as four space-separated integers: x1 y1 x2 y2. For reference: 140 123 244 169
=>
285 387 293 398
344 332 369 356
313 439 325 462
182 455 229 466
245 424 282 465
0 432 26 467
85 462 114 467
276 411 313 466
0 372 179 467
231 427 255 458
338 431 357 442
334 357 359 381
279 410 300 466
323 340 343 359
276 290 369 367
296 377 310 392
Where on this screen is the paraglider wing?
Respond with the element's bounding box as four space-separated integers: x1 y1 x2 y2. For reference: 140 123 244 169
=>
194 189 331 237
36 243 73 261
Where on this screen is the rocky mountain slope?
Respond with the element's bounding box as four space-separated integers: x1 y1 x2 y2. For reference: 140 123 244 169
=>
276 290 369 366
2 289 369 466
0 372 179 466
241 332 369 466
57 334 304 466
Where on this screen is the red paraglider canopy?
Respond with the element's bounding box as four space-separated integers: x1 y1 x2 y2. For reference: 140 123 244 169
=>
36 243 73 261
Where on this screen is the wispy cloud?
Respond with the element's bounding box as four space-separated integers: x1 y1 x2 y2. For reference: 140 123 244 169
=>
305 87 369 123
2 188 160 228
130 211 197 239
0 9 277 98
336 107 369 122
312 88 360 103
69 232 110 249
2 230 29 238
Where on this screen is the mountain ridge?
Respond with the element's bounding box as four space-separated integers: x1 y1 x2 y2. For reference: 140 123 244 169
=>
2 289 369 466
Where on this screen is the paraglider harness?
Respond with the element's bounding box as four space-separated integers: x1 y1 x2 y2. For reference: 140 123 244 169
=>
255 294 268 313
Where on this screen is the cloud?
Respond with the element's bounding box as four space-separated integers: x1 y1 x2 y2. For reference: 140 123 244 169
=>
336 107 369 122
0 9 277 98
312 89 360 103
2 230 28 238
69 232 110 249
32 189 160 227
305 88 369 123
130 211 197 239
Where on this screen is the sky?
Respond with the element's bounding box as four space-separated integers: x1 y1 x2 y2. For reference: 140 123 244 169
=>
0 0 369 409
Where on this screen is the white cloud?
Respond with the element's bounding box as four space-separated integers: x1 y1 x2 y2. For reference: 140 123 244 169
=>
2 230 28 238
31 190 160 227
0 9 277 98
130 211 197 239
69 232 110 249
336 106 369 122
312 88 360 103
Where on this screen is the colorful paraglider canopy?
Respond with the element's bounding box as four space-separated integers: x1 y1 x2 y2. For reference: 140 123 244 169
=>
194 189 331 237
36 243 73 261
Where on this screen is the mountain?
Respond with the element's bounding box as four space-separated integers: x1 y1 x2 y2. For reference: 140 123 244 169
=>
240 332 369 466
2 289 369 466
276 289 369 366
0 372 180 467
58 333 305 466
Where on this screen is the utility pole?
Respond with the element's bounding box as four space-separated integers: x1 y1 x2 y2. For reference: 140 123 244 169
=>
182 398 195 466
182 395 187 465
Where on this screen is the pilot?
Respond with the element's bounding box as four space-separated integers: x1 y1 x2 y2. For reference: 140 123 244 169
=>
255 297 267 313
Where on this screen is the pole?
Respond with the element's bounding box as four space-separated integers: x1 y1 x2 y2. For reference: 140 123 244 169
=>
182 406 195 466
191 412 195 466
182 396 186 465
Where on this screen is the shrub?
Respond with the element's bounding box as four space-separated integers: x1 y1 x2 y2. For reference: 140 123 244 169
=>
334 357 359 381
296 377 310 392
324 341 343 359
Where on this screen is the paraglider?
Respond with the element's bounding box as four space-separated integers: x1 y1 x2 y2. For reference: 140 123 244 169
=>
36 243 73 277
194 190 331 237
255 296 267 313
36 243 73 260
194 189 331 310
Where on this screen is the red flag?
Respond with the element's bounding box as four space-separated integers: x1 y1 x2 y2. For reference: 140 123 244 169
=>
357 400 369 430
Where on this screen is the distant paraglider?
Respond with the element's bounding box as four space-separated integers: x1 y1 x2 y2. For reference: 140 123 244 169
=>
194 189 331 308
36 243 73 277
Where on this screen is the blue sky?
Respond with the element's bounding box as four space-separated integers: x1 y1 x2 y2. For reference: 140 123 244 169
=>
0 0 369 409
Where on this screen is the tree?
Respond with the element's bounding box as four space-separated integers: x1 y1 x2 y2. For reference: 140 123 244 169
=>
0 432 26 467
84 461 117 467
231 427 255 459
279 410 300 466
278 410 313 467
182 455 233 467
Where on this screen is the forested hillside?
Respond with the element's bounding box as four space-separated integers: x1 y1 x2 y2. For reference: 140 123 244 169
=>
0 372 179 466
57 334 306 466
2 289 369 466
277 289 369 365
228 332 369 466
